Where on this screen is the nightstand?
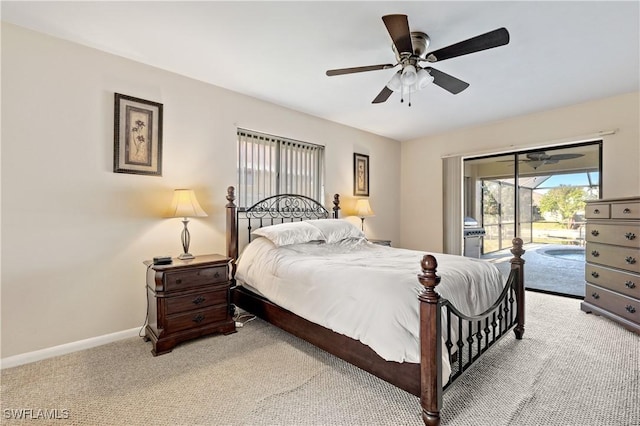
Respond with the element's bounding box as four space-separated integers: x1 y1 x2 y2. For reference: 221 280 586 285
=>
369 239 392 247
143 254 236 355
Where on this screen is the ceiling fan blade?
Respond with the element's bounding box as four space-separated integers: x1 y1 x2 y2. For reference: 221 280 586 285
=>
326 64 395 76
372 86 394 104
382 14 413 54
426 28 510 63
426 67 469 94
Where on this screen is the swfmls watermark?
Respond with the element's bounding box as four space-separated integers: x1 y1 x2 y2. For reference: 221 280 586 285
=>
3 408 70 420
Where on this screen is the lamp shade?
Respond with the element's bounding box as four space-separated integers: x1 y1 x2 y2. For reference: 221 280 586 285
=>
386 72 402 92
167 189 208 218
416 68 434 90
401 65 417 86
354 199 375 218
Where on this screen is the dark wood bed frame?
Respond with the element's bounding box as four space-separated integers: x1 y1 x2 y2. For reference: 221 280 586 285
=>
225 187 525 425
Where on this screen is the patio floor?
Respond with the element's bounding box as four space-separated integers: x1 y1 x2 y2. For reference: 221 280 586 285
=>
482 243 586 298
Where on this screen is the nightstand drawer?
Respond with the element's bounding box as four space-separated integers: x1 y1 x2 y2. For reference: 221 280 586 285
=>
585 284 639 324
164 306 229 334
165 288 229 315
164 265 228 291
586 264 639 298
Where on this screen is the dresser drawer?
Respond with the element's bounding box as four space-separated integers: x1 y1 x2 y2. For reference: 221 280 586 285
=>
164 306 229 334
611 202 640 220
585 203 610 219
164 265 228 291
586 264 640 298
586 223 640 248
585 284 639 324
165 288 229 315
587 242 640 273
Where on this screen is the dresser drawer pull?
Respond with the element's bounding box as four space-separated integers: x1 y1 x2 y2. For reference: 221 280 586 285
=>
623 208 632 214
625 305 637 314
192 314 205 324
591 250 600 257
591 292 600 300
591 271 599 278
625 256 637 265
176 279 182 284
591 230 599 237
192 296 206 305
593 208 600 214
625 232 636 240
214 272 221 278
625 281 636 289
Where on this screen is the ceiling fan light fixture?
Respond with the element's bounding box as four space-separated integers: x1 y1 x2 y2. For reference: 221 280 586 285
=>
528 160 545 170
416 68 433 90
386 72 402 91
401 64 417 86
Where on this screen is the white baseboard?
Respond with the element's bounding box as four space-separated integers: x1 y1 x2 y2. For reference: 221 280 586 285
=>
1 327 140 369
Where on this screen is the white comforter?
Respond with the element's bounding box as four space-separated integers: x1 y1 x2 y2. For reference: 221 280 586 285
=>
236 237 506 381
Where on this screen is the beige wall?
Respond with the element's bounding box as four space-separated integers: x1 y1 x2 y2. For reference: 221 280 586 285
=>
0 24 401 358
400 91 640 252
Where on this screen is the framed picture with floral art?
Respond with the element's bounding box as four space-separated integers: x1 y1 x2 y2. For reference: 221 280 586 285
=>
353 153 370 196
113 93 163 176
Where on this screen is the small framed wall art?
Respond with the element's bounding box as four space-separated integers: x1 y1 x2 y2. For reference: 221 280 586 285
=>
353 153 370 196
113 93 163 176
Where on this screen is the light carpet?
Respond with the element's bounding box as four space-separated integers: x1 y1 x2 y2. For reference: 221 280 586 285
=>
1 291 638 425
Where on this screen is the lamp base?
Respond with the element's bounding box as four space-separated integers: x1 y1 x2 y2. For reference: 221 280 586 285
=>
178 252 195 260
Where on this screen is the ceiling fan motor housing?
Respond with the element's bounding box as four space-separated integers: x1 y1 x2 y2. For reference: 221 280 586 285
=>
393 32 430 64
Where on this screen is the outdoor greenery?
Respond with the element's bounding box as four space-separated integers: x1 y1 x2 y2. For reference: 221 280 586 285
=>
538 185 587 228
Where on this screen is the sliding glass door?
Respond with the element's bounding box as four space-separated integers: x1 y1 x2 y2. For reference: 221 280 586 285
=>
464 141 602 255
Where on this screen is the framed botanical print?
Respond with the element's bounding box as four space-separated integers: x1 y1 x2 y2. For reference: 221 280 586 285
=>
113 93 163 176
353 153 370 196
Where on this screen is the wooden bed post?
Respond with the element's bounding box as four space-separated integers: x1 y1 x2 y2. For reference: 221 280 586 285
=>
510 237 526 339
226 186 238 263
418 254 442 426
332 193 340 218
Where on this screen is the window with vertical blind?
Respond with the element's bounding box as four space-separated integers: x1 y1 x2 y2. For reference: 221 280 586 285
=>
237 129 325 208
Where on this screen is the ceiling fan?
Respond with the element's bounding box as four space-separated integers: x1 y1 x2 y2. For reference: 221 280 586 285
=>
500 151 585 170
325 14 510 106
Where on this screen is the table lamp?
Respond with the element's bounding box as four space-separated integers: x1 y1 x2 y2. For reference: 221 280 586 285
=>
167 189 208 260
354 198 375 232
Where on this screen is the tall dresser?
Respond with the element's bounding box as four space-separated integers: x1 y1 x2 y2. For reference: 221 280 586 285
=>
582 196 639 334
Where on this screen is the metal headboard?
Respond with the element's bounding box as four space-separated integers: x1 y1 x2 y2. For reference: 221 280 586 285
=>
225 186 340 263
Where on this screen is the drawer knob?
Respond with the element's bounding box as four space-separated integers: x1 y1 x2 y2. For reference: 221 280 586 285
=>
192 296 206 305
591 250 600 257
591 230 599 237
591 292 600 300
625 281 636 289
591 271 600 278
593 209 600 214
625 232 636 240
625 256 637 265
623 208 631 214
193 314 205 324
625 305 637 314
214 272 220 278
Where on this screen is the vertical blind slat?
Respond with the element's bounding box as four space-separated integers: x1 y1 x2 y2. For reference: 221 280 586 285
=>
237 129 325 207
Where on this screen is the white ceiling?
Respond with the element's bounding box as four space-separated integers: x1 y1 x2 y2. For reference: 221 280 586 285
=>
2 1 639 141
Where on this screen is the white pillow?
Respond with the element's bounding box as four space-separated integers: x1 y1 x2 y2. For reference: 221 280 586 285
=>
251 221 326 246
306 219 365 244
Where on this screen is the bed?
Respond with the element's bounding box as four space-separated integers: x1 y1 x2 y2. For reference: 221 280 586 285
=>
224 187 525 425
